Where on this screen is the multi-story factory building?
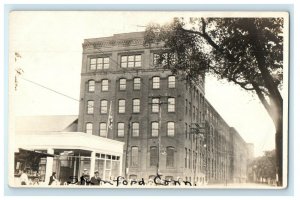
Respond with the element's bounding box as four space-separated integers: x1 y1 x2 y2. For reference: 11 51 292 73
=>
77 32 248 185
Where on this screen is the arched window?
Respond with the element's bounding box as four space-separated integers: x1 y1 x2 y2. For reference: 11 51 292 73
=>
132 99 140 113
150 146 158 167
152 98 160 113
133 77 141 90
88 80 95 92
99 122 107 137
131 147 139 167
152 77 160 89
151 122 159 137
168 76 175 88
167 122 175 137
168 97 175 112
132 122 139 137
86 123 93 134
101 79 109 91
100 100 108 114
119 78 126 90
117 123 125 137
166 147 175 167
118 99 125 113
87 100 94 114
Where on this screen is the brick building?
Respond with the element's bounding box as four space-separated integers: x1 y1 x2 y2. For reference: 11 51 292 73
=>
77 32 248 185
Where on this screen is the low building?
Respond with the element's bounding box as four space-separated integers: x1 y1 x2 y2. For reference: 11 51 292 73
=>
11 115 124 186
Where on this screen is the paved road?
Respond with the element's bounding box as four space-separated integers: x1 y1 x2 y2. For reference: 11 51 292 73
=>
202 182 277 189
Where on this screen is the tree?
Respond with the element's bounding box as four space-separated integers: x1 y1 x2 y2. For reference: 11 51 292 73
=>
144 17 284 186
250 150 276 184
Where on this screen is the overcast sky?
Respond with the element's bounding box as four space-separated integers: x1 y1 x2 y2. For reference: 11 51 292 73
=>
9 11 284 157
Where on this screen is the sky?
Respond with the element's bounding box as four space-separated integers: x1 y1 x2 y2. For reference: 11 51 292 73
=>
9 11 285 157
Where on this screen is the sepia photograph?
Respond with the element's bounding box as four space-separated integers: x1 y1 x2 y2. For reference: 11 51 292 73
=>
8 11 289 189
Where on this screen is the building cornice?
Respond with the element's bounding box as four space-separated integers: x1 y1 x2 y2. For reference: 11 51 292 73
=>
82 38 146 49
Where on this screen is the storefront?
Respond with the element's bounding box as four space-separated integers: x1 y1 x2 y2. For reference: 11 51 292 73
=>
13 131 124 186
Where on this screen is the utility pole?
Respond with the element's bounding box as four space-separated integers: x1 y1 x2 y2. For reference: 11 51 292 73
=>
148 95 169 176
124 116 132 179
191 123 206 186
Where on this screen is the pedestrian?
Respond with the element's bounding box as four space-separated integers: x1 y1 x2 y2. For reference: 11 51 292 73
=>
48 172 58 185
20 169 29 185
80 169 90 185
90 170 101 185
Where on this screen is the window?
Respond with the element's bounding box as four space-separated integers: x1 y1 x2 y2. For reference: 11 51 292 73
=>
168 76 175 88
119 78 126 90
132 99 140 113
166 147 175 167
101 79 109 91
185 148 188 168
121 55 141 68
185 99 188 114
131 147 138 167
152 77 160 89
99 123 107 137
88 80 95 92
133 77 141 90
150 146 158 167
185 123 188 139
189 149 192 169
118 99 125 113
153 53 175 66
151 122 159 137
86 123 93 134
90 57 109 70
152 98 160 113
193 106 196 120
100 100 108 114
168 97 175 112
200 111 202 122
129 174 137 180
167 122 175 137
87 100 94 114
154 53 167 66
132 122 139 137
117 123 125 137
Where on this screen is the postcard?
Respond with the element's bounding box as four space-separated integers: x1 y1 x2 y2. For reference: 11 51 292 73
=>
8 11 289 188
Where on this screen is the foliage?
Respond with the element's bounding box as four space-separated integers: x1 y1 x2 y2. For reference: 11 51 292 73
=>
144 17 285 185
250 150 276 180
144 17 283 93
